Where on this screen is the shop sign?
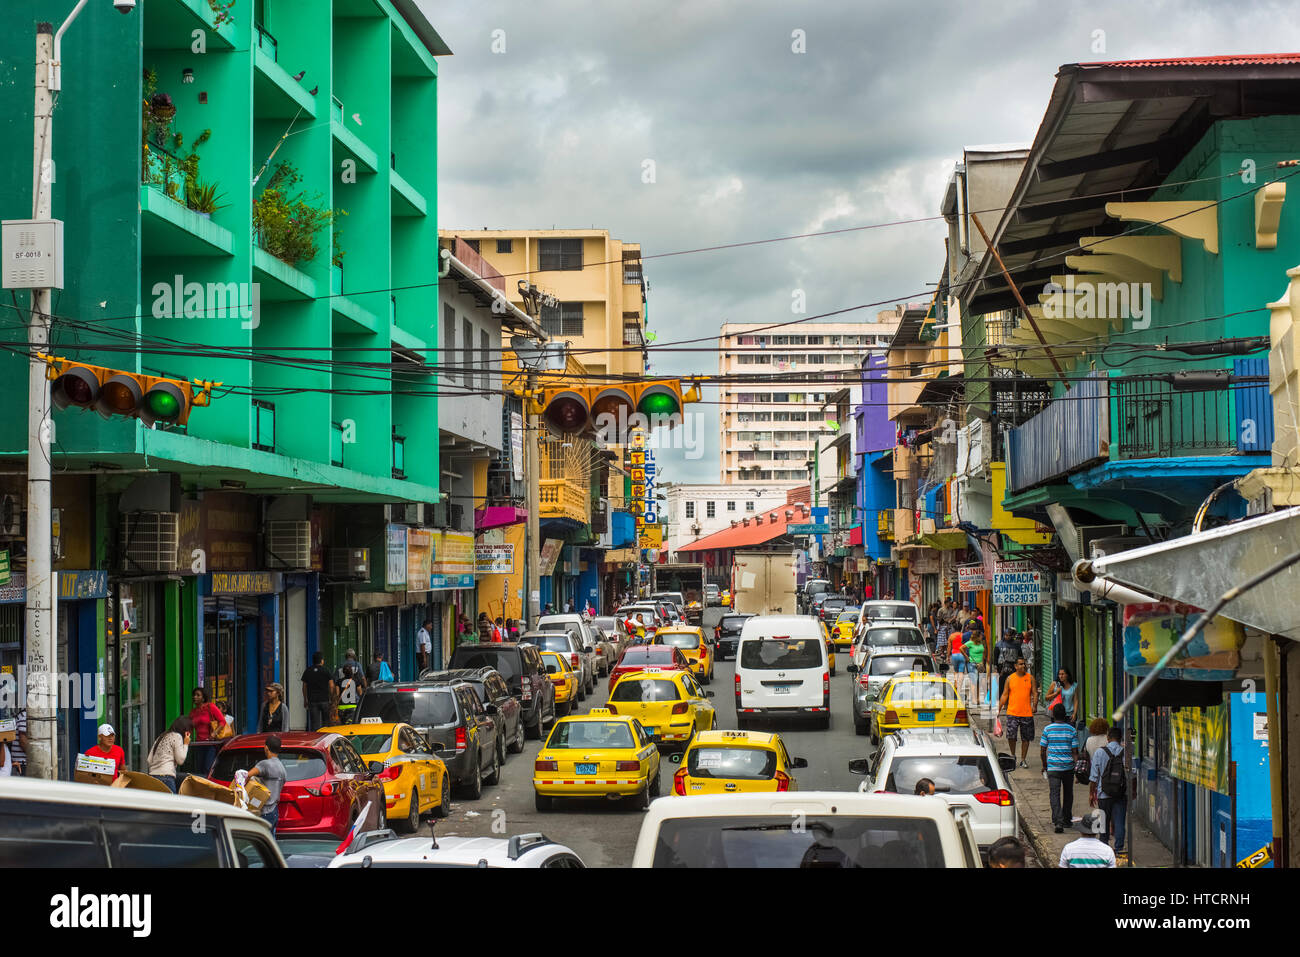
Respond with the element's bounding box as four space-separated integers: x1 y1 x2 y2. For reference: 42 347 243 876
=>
0 549 8 586
510 412 525 483
957 563 987 592
438 532 475 576
992 560 1050 606
476 543 515 574
431 573 476 589
407 528 433 592
539 538 564 576
385 524 408 588
1169 702 1229 794
57 570 109 600
211 571 283 595
638 525 662 548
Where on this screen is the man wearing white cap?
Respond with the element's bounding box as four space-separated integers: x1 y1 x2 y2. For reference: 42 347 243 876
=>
84 723 126 780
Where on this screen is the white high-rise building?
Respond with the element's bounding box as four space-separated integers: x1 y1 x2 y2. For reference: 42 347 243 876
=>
717 319 899 484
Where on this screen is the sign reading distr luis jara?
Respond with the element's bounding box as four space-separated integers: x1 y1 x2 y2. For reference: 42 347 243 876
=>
992 560 1050 606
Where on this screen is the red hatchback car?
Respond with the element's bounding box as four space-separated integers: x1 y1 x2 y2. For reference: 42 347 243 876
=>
607 645 689 690
209 732 387 839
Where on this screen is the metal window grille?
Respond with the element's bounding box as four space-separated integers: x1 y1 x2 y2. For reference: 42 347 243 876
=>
539 238 583 271
540 302 584 337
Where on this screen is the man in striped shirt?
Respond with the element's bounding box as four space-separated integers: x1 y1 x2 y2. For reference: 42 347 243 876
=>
1038 702 1077 833
1059 810 1117 868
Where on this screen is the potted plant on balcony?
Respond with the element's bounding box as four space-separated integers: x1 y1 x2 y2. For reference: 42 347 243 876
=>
186 181 227 218
208 0 235 27
252 161 346 268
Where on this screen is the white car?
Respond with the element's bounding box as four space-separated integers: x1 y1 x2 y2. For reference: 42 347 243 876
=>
632 791 982 867
328 832 586 868
850 623 928 669
735 615 831 729
851 726 1018 858
860 600 921 629
537 614 602 680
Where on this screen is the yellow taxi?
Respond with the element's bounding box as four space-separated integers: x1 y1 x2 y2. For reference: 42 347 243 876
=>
818 620 837 676
651 624 714 684
833 607 861 650
320 720 450 832
721 589 732 607
540 650 580 716
533 708 662 811
606 667 716 748
868 672 969 744
669 729 808 795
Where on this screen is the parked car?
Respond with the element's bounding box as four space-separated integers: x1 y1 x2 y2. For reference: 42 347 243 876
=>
355 681 502 799
851 726 1018 859
734 615 831 730
210 732 387 840
631 791 982 867
608 644 691 689
818 595 849 625
421 667 527 756
328 832 587 868
444 641 556 740
537 613 603 679
322 721 451 831
846 647 937 735
651 624 714 684
525 628 594 698
0 776 285 867
713 612 752 661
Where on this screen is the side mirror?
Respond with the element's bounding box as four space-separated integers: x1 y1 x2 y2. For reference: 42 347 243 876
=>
367 761 385 775
669 753 682 764
997 753 1016 774
847 758 872 775
791 757 809 770
846 664 859 674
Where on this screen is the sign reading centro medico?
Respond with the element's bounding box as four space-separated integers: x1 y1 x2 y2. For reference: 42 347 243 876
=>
992 560 1050 606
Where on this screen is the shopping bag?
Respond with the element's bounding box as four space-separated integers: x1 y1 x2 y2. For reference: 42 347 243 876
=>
993 715 1003 737
378 661 395 683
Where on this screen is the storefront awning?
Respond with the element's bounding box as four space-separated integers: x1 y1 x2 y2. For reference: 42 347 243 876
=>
921 528 969 550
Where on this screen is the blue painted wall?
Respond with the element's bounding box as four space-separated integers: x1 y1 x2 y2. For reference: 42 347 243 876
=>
1231 690 1274 867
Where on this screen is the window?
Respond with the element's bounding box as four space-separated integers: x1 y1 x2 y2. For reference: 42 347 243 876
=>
480 328 491 392
539 238 583 271
462 318 473 389
330 421 345 468
685 501 695 519
496 239 513 254
392 429 406 479
463 239 481 253
726 500 736 512
540 302 584 337
232 831 279 869
252 400 275 452
103 818 222 867
745 501 755 511
0 812 106 866
706 501 716 518
442 305 456 384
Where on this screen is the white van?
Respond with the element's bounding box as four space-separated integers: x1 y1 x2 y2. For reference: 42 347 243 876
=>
735 615 830 729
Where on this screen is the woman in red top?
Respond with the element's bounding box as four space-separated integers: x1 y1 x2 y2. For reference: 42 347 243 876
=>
188 687 224 742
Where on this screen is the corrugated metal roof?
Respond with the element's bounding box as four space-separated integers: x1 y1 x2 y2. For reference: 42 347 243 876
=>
677 503 813 552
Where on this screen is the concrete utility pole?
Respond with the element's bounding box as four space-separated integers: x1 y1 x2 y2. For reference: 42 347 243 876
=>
25 23 56 780
524 370 541 629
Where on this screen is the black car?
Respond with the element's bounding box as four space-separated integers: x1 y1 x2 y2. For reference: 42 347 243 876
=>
713 613 753 661
421 667 526 758
355 680 501 799
819 596 849 623
445 641 556 739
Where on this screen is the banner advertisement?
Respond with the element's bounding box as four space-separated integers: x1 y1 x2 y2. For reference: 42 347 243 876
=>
1169 703 1229 794
957 563 987 592
406 528 433 592
385 524 408 588
539 538 564 576
992 560 1050 606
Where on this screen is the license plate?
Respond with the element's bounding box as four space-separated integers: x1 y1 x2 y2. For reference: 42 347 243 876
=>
773 685 792 695
917 711 935 722
576 763 597 775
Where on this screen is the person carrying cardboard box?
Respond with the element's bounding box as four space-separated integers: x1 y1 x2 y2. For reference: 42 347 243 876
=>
244 735 287 832
83 724 126 780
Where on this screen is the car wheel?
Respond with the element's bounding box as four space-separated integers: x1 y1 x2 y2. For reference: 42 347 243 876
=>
633 778 652 810
854 714 868 736
462 753 483 800
870 724 880 748
433 773 451 818
525 713 543 740
485 742 502 786
399 788 420 833
535 792 553 812
701 671 711 686
510 717 527 753
649 768 662 799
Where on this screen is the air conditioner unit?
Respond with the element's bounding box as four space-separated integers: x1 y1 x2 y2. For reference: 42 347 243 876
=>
448 503 464 530
328 547 370 580
1075 524 1127 562
428 503 449 528
266 520 311 570
387 503 423 525
1089 535 1150 561
119 512 180 573
0 493 22 536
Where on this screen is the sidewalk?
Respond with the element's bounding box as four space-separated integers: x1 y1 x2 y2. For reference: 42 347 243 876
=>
956 674 1177 868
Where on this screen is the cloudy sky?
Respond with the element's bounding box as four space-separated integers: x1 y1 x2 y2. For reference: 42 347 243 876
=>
421 0 1300 484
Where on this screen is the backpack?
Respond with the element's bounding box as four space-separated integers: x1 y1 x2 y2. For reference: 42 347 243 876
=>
1073 748 1091 785
1100 745 1127 797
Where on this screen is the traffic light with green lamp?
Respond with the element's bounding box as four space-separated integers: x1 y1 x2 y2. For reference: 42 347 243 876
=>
44 355 218 427
537 379 701 435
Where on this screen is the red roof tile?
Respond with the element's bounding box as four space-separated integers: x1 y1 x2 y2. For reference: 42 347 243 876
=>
1078 53 1300 69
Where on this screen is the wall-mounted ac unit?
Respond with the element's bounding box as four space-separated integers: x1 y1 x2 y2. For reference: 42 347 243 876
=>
1075 524 1128 562
328 547 370 580
266 520 311 570
1089 535 1150 561
387 503 423 525
119 512 180 573
428 503 449 528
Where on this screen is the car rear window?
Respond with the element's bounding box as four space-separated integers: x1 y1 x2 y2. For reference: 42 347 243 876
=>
866 604 918 622
885 756 997 795
449 648 521 681
651 815 946 868
609 679 681 702
357 689 458 727
865 628 926 648
533 634 573 654
619 648 675 666
546 721 635 749
870 655 935 676
686 746 776 780
656 632 700 650
211 748 328 783
836 611 860 622
739 638 822 670
888 680 959 703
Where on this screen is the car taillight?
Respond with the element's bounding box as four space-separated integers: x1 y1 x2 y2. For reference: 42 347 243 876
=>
955 709 969 724
671 702 689 714
858 672 872 688
974 789 1014 806
673 768 688 795
823 672 829 694
521 675 532 700
455 727 467 751
571 653 580 669
377 765 401 782
735 673 741 697
615 760 640 772
535 760 558 772
884 710 898 724
775 770 791 791
319 782 334 797
699 645 708 657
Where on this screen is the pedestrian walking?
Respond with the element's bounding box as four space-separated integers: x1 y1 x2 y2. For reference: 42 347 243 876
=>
1083 717 1110 761
1045 667 1078 725
84 724 126 780
246 734 287 833
366 652 384 685
494 616 507 642
963 627 985 699
987 836 1027 868
1020 625 1036 673
188 688 224 743
997 657 1039 768
336 650 365 723
301 652 336 732
146 717 192 792
2 709 27 776
1059 810 1117 868
1089 725 1129 859
258 683 287 733
1039 702 1079 833
994 628 1021 692
416 619 433 674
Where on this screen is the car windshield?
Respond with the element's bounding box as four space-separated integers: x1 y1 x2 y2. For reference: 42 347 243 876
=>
546 721 635 749
886 756 997 795
609 679 681 702
357 690 457 727
533 634 573 653
865 628 926 648
656 632 701 650
739 639 822 670
866 604 918 622
687 747 776 780
211 748 327 783
341 733 394 754
449 648 520 681
888 680 959 703
652 815 945 868
870 656 935 676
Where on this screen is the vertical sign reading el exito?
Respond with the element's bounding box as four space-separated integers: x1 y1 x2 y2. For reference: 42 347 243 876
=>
628 430 657 548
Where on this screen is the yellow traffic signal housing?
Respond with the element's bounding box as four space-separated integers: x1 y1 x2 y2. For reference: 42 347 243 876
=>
538 379 699 434
43 356 217 427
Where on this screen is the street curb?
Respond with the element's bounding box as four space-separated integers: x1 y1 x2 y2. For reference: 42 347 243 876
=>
1018 802 1057 868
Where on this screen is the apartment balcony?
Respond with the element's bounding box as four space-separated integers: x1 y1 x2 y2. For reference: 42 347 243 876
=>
877 510 894 541
539 478 589 524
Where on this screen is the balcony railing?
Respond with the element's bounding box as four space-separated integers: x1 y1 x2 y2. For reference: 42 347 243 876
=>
877 510 894 540
1114 378 1236 458
539 478 589 524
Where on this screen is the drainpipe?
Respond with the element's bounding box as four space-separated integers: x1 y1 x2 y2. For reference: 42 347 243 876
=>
1071 559 1163 606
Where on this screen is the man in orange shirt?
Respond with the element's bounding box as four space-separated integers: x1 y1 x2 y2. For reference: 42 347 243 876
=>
998 657 1039 768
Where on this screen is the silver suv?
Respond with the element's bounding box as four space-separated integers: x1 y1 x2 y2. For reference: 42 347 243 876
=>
846 647 936 736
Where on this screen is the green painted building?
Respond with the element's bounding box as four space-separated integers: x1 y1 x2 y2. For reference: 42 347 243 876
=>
0 0 453 775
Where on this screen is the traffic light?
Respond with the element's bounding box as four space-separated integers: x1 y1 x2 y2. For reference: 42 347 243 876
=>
44 356 217 427
537 379 701 434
